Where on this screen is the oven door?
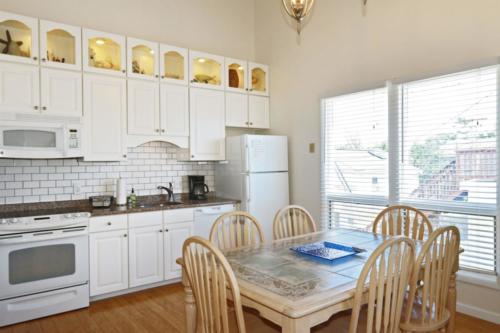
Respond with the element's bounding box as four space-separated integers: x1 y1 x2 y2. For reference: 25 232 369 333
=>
0 228 89 300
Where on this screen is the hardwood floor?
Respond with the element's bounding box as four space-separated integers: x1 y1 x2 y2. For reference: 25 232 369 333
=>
1 284 499 333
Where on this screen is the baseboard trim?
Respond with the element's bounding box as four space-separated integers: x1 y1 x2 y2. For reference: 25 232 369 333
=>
457 302 500 325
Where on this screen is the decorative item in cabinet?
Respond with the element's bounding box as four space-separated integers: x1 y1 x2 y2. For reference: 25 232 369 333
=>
160 44 187 85
82 29 125 76
0 11 38 65
40 20 81 71
225 58 247 93
189 50 224 90
127 37 158 80
249 62 269 96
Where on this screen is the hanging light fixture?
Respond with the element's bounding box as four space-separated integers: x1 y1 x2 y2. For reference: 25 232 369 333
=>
282 0 315 35
282 0 369 35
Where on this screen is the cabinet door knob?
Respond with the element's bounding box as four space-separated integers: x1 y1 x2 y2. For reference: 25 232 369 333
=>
42 106 47 111
250 122 253 126
159 229 163 233
122 69 126 73
123 154 127 158
155 74 159 78
33 56 38 61
161 75 165 79
161 129 165 133
123 234 128 238
155 129 160 133
165 228 169 232
34 106 39 110
191 155 195 158
245 121 248 125
41 58 46 62
107 222 112 226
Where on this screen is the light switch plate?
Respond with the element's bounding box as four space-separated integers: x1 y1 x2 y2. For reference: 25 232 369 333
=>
309 143 315 153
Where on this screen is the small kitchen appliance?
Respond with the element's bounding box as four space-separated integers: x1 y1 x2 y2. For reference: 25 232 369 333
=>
188 175 210 200
89 195 113 208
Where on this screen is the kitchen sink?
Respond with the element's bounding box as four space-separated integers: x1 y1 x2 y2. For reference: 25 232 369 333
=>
137 201 183 208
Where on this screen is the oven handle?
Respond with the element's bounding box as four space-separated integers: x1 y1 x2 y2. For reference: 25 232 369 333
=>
0 228 88 245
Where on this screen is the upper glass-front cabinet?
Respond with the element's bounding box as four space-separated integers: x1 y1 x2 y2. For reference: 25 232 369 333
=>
225 58 247 93
160 44 188 85
127 37 158 80
189 50 224 90
82 29 126 76
249 62 269 96
40 20 81 71
0 11 38 65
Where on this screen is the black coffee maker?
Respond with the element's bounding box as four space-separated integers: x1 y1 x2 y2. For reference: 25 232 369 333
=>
188 175 210 200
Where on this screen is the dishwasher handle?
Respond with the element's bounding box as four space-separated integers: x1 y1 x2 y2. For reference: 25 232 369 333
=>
194 205 235 215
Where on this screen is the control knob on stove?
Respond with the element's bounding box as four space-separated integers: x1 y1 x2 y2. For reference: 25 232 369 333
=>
0 218 9 225
10 218 19 224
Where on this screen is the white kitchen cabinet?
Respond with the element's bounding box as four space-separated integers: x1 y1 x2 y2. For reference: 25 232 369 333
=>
160 44 188 85
127 79 160 136
164 222 193 280
189 87 225 161
40 68 82 117
248 62 269 96
224 58 247 93
39 19 81 71
249 95 270 129
189 50 224 91
225 92 248 127
129 225 164 287
0 62 39 115
83 74 126 161
0 11 38 65
82 29 126 76
89 230 129 297
127 37 159 81
161 83 189 137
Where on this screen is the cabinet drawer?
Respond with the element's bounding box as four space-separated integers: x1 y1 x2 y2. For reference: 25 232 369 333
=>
164 208 194 224
90 215 128 233
128 211 163 228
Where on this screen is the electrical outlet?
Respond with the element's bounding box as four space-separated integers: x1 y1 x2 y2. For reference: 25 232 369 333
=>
73 183 82 194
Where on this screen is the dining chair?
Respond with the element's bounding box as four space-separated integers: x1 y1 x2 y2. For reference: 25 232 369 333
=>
209 211 265 250
372 205 433 241
349 236 416 333
273 205 317 240
182 236 246 333
400 226 460 333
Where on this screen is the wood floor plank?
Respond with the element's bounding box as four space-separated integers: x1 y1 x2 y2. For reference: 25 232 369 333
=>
1 283 498 333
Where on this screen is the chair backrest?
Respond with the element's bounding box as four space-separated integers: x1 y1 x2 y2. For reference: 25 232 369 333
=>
372 205 433 241
273 205 317 240
404 226 460 326
183 236 246 333
209 211 265 251
349 237 416 333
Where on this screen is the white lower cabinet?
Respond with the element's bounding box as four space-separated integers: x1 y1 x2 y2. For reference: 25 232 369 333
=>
89 229 129 297
129 225 164 287
164 221 193 280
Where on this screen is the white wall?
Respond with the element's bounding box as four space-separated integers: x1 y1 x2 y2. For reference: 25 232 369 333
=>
254 0 500 323
1 0 255 59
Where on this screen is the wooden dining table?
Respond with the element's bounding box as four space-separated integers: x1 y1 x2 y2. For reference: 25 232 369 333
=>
176 228 461 333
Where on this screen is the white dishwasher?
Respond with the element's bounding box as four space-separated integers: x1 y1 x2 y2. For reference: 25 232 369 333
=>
193 204 236 239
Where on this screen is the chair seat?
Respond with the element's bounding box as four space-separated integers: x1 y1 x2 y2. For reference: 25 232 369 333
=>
400 298 451 332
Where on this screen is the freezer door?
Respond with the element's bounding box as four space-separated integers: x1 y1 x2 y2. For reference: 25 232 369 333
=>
245 135 288 173
246 172 289 240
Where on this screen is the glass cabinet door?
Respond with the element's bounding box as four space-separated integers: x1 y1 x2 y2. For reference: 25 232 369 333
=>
160 44 188 85
127 37 158 80
0 11 38 65
82 28 126 76
248 62 269 96
40 20 81 71
189 50 224 90
225 58 247 93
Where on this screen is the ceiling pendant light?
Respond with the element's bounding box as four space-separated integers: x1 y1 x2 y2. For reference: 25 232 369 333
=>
282 0 315 35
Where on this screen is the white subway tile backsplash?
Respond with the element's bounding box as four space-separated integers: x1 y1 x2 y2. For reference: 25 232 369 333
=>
0 142 215 204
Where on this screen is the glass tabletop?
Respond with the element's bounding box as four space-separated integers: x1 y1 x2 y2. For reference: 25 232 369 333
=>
224 228 391 301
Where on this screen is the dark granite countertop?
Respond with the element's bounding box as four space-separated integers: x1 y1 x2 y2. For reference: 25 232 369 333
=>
0 193 239 219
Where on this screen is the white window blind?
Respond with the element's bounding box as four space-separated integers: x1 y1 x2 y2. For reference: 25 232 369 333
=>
323 88 388 199
321 65 498 274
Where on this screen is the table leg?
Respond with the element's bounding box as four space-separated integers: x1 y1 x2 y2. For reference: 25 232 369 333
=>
182 267 196 333
446 271 457 333
282 317 310 333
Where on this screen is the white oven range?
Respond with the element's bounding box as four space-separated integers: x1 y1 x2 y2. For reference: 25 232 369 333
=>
0 212 90 327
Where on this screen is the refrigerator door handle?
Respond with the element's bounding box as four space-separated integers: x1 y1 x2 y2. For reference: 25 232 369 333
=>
245 174 251 203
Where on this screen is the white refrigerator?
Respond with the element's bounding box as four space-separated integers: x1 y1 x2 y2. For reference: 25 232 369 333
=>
215 135 289 240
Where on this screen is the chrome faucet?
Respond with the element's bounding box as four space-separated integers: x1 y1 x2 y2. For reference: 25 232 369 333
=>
157 182 174 201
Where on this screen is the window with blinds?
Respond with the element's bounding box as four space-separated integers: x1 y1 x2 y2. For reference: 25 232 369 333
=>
322 88 388 199
321 65 498 274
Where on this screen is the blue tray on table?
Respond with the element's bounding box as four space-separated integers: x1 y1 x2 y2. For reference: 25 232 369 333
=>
290 242 366 261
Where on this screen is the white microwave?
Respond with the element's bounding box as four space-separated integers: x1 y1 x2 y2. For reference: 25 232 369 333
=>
0 121 83 159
